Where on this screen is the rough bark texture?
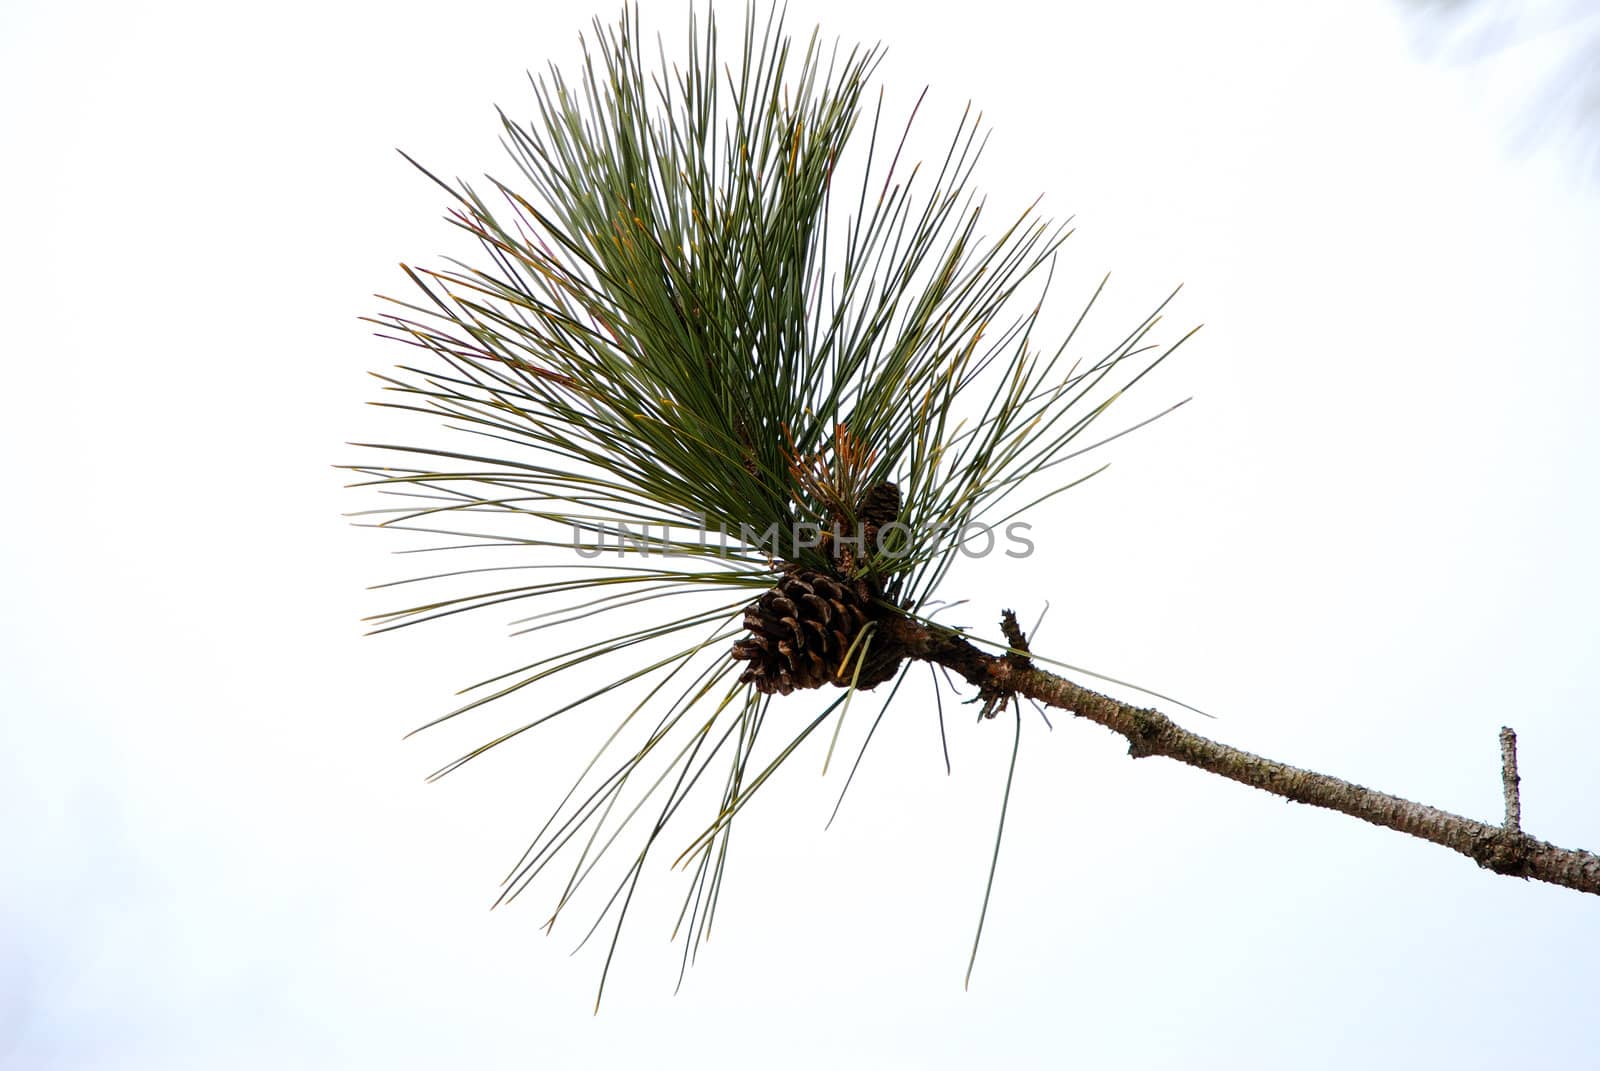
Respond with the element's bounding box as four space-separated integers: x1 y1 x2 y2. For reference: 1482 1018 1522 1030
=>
883 615 1600 897
1500 726 1522 833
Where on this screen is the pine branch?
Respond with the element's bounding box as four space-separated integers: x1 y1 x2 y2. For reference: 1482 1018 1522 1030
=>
885 614 1600 897
351 8 1599 1004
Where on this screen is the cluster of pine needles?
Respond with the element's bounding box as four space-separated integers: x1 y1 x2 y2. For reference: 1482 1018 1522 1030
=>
346 3 1195 1006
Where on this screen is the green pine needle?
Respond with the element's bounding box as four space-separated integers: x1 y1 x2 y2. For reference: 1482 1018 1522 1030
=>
348 2 1195 1007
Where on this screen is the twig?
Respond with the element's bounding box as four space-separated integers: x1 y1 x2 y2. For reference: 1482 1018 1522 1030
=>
886 616 1600 897
1500 726 1522 833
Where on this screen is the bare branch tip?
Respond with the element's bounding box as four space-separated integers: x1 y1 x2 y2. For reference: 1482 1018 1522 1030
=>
1499 726 1522 833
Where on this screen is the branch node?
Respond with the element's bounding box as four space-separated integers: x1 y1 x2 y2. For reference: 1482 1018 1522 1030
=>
1471 828 1535 878
1125 707 1166 759
972 610 1034 720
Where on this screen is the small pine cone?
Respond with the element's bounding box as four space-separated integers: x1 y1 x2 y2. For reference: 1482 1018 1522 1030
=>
732 569 901 694
858 481 901 528
858 480 901 554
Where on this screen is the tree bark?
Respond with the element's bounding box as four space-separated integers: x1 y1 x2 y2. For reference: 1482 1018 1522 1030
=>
884 614 1600 897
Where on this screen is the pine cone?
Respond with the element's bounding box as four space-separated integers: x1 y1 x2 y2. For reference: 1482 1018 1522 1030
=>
819 480 903 569
857 480 901 554
732 568 902 694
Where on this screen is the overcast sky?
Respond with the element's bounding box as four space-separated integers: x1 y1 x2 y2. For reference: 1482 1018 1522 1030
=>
3 1 1598 1068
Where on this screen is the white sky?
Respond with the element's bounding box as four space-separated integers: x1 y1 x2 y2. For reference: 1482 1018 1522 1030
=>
3 1 1598 1067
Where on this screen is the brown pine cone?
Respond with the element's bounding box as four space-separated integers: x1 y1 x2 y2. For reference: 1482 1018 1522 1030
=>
732 568 901 694
857 480 901 554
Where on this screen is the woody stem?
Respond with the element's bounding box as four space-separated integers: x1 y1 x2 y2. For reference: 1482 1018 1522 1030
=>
883 615 1600 897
